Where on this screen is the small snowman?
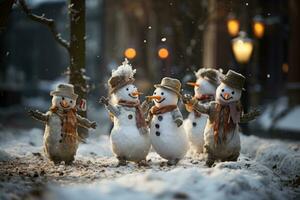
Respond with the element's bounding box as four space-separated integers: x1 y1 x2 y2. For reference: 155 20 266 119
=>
99 59 150 166
183 70 259 167
184 68 221 154
29 83 96 164
146 77 189 165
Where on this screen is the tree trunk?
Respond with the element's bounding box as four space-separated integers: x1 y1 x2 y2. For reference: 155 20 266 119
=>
69 0 88 138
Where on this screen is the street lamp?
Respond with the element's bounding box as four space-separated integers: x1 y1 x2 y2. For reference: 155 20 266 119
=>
253 15 265 38
232 31 254 64
227 14 240 37
124 48 136 59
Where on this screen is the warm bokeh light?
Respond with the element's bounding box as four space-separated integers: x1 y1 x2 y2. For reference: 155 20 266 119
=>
158 48 169 59
253 21 265 38
282 63 289 73
232 32 254 64
124 48 136 59
227 19 240 37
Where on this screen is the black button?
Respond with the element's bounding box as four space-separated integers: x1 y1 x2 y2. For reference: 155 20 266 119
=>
128 114 133 119
158 116 163 121
61 134 63 137
59 139 62 143
155 124 160 129
156 131 160 136
192 122 197 127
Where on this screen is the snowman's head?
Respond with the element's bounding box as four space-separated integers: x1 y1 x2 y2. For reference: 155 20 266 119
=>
216 83 241 104
51 95 76 110
188 77 217 98
111 83 141 104
150 87 178 108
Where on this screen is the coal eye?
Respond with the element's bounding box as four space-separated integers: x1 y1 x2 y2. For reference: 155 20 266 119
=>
154 92 156 95
231 91 235 95
70 100 73 103
221 89 225 92
161 92 164 95
126 88 129 91
62 97 65 100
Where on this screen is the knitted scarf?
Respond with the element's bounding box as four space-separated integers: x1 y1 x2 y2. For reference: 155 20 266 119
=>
118 100 147 129
213 101 241 144
50 106 78 144
148 105 177 123
193 94 214 118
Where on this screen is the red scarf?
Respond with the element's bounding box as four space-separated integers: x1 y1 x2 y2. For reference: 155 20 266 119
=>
194 94 214 118
50 106 78 144
213 102 241 144
118 100 147 129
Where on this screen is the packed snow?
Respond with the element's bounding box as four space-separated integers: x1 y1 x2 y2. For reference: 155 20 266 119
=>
0 127 299 200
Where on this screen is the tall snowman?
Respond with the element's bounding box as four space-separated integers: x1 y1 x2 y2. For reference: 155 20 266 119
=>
184 68 221 154
146 77 189 165
29 83 96 164
183 70 259 167
99 59 150 166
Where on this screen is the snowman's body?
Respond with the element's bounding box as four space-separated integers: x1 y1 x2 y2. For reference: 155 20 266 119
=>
110 105 150 162
184 111 208 153
148 87 188 163
108 82 151 163
44 110 78 163
203 120 240 160
150 110 188 160
184 77 217 153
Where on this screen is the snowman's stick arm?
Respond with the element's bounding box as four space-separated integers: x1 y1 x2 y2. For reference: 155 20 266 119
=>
29 110 49 123
76 114 95 129
239 109 261 123
192 101 210 115
105 103 121 117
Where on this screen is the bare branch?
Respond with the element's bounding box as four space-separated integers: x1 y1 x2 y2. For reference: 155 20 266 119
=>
18 0 70 51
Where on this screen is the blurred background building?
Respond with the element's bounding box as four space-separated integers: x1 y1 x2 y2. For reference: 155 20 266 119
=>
0 0 299 138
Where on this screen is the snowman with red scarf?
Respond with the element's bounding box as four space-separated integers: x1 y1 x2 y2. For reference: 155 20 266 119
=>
99 59 150 166
183 70 259 167
184 68 222 154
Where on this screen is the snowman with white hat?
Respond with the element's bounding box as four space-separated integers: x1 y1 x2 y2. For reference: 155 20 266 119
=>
184 68 221 154
146 77 189 165
29 83 96 164
183 70 259 167
99 59 150 166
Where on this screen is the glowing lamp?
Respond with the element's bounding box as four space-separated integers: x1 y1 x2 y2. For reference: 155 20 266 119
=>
227 15 240 37
158 48 169 59
232 32 254 64
253 16 265 38
124 48 136 59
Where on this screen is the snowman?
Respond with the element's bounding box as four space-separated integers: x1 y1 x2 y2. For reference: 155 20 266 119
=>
99 59 150 166
184 68 221 154
183 70 259 167
29 83 96 164
146 77 189 165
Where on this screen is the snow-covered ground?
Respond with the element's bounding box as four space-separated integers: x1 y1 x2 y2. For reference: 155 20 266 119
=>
0 128 299 200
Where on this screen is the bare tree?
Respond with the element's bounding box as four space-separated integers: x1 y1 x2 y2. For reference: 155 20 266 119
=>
18 0 89 138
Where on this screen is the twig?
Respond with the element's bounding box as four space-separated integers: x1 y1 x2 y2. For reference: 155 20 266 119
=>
18 0 70 51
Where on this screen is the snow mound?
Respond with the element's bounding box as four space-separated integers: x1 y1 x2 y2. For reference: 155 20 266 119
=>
45 166 287 200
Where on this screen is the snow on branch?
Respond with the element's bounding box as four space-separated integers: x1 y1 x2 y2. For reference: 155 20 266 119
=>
18 0 70 51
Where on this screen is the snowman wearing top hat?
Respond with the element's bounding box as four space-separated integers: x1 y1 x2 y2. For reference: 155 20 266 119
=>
184 68 221 154
99 59 150 166
29 83 96 164
183 70 259 167
146 77 189 165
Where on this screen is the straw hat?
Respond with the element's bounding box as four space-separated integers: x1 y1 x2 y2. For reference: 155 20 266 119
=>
154 77 182 97
50 83 78 99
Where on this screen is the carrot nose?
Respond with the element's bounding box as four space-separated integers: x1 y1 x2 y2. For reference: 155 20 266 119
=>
131 91 143 97
223 93 231 100
186 82 200 87
61 99 69 107
146 95 161 100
